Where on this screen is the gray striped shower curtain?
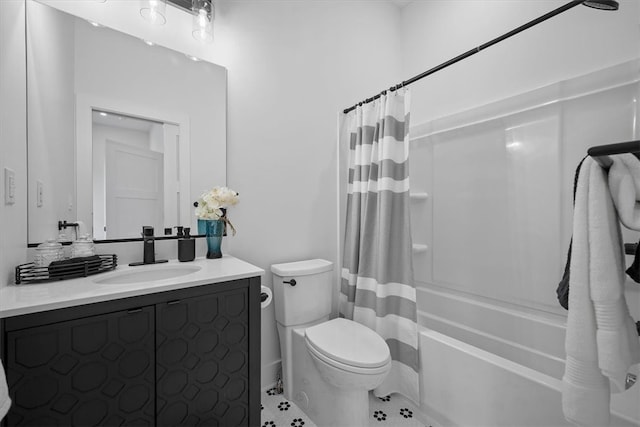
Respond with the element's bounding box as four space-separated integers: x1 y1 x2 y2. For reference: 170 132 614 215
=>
339 90 419 404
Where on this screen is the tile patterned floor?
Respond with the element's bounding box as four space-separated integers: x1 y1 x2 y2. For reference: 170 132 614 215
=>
262 386 314 427
368 393 427 426
262 386 435 427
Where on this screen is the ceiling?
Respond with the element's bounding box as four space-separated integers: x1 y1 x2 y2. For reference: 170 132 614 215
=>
389 0 414 8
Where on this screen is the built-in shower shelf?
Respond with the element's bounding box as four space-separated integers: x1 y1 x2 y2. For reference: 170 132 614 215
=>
412 244 429 253
410 192 429 200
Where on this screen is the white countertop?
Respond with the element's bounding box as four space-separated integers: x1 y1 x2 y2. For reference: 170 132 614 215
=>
0 255 264 318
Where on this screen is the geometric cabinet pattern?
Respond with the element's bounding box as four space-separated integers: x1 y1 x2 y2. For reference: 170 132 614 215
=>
1 278 259 427
156 288 249 426
5 306 155 426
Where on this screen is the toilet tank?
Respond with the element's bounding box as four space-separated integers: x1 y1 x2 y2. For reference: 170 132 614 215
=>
271 259 334 326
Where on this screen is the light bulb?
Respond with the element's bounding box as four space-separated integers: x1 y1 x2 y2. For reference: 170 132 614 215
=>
192 0 214 43
140 0 167 25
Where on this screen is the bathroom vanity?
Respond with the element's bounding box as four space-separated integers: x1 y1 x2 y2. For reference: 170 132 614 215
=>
0 256 263 427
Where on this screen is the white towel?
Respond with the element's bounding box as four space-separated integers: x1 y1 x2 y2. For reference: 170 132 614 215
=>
608 153 640 230
0 359 10 421
603 154 640 391
562 157 640 426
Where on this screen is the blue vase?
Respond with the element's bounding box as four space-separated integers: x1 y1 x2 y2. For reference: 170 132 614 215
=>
198 219 225 259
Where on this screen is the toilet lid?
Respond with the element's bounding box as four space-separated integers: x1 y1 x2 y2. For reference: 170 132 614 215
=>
305 318 390 369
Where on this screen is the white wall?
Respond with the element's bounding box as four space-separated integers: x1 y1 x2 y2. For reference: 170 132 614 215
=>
0 0 28 287
400 0 640 124
216 0 403 385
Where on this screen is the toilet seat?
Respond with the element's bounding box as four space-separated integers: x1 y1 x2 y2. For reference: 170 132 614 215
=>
305 318 391 375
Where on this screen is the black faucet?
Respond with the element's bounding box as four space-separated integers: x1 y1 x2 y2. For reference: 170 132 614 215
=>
129 226 168 266
142 226 156 264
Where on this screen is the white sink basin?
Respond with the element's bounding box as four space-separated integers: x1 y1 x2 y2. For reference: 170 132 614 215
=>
94 264 202 284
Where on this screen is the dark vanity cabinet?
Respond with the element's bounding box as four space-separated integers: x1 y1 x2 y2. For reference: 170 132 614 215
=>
1 277 261 427
4 306 156 426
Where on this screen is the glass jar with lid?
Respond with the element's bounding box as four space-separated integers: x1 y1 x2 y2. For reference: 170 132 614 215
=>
71 234 95 258
34 240 64 267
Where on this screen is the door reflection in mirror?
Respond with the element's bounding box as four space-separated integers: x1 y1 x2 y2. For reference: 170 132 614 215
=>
92 111 181 240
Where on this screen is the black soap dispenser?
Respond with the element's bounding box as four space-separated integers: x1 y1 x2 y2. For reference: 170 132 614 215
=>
178 227 195 262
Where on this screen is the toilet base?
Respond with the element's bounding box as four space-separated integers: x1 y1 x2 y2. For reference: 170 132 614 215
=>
289 329 371 427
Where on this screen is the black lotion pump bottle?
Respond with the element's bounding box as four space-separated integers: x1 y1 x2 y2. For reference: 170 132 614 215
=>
178 227 195 262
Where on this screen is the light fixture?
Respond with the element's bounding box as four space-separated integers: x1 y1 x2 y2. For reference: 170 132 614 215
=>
143 39 156 46
140 0 167 25
87 20 103 27
192 0 214 43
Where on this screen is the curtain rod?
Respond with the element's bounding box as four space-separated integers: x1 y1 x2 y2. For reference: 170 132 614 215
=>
343 0 585 115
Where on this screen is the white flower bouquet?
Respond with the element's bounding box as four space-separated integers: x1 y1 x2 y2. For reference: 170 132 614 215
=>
194 186 239 220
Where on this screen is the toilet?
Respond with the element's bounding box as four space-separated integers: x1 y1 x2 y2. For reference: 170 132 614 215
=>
272 259 391 427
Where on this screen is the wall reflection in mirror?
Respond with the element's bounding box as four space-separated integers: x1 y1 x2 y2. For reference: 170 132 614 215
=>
27 0 227 244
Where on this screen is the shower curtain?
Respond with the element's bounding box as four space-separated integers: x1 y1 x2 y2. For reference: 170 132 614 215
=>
339 90 419 404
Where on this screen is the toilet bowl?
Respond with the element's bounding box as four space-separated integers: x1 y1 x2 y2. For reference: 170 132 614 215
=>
305 318 391 390
272 259 392 427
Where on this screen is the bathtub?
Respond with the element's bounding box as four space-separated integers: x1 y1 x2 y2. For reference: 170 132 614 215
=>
416 286 640 427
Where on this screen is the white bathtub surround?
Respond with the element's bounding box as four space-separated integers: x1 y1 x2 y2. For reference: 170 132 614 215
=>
404 59 640 426
563 157 640 426
340 90 420 404
0 360 10 422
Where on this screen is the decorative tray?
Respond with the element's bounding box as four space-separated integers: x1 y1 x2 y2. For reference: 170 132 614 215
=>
15 254 118 285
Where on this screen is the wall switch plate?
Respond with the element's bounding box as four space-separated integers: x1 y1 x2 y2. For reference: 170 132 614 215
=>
4 167 16 205
37 180 44 207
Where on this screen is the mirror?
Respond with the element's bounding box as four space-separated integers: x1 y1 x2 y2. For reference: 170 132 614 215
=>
27 1 227 244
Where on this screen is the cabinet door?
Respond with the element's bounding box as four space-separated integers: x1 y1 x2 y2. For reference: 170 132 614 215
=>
5 306 155 426
156 287 250 426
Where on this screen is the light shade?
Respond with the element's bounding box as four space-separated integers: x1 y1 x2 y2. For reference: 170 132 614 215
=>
192 0 214 43
140 0 167 25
